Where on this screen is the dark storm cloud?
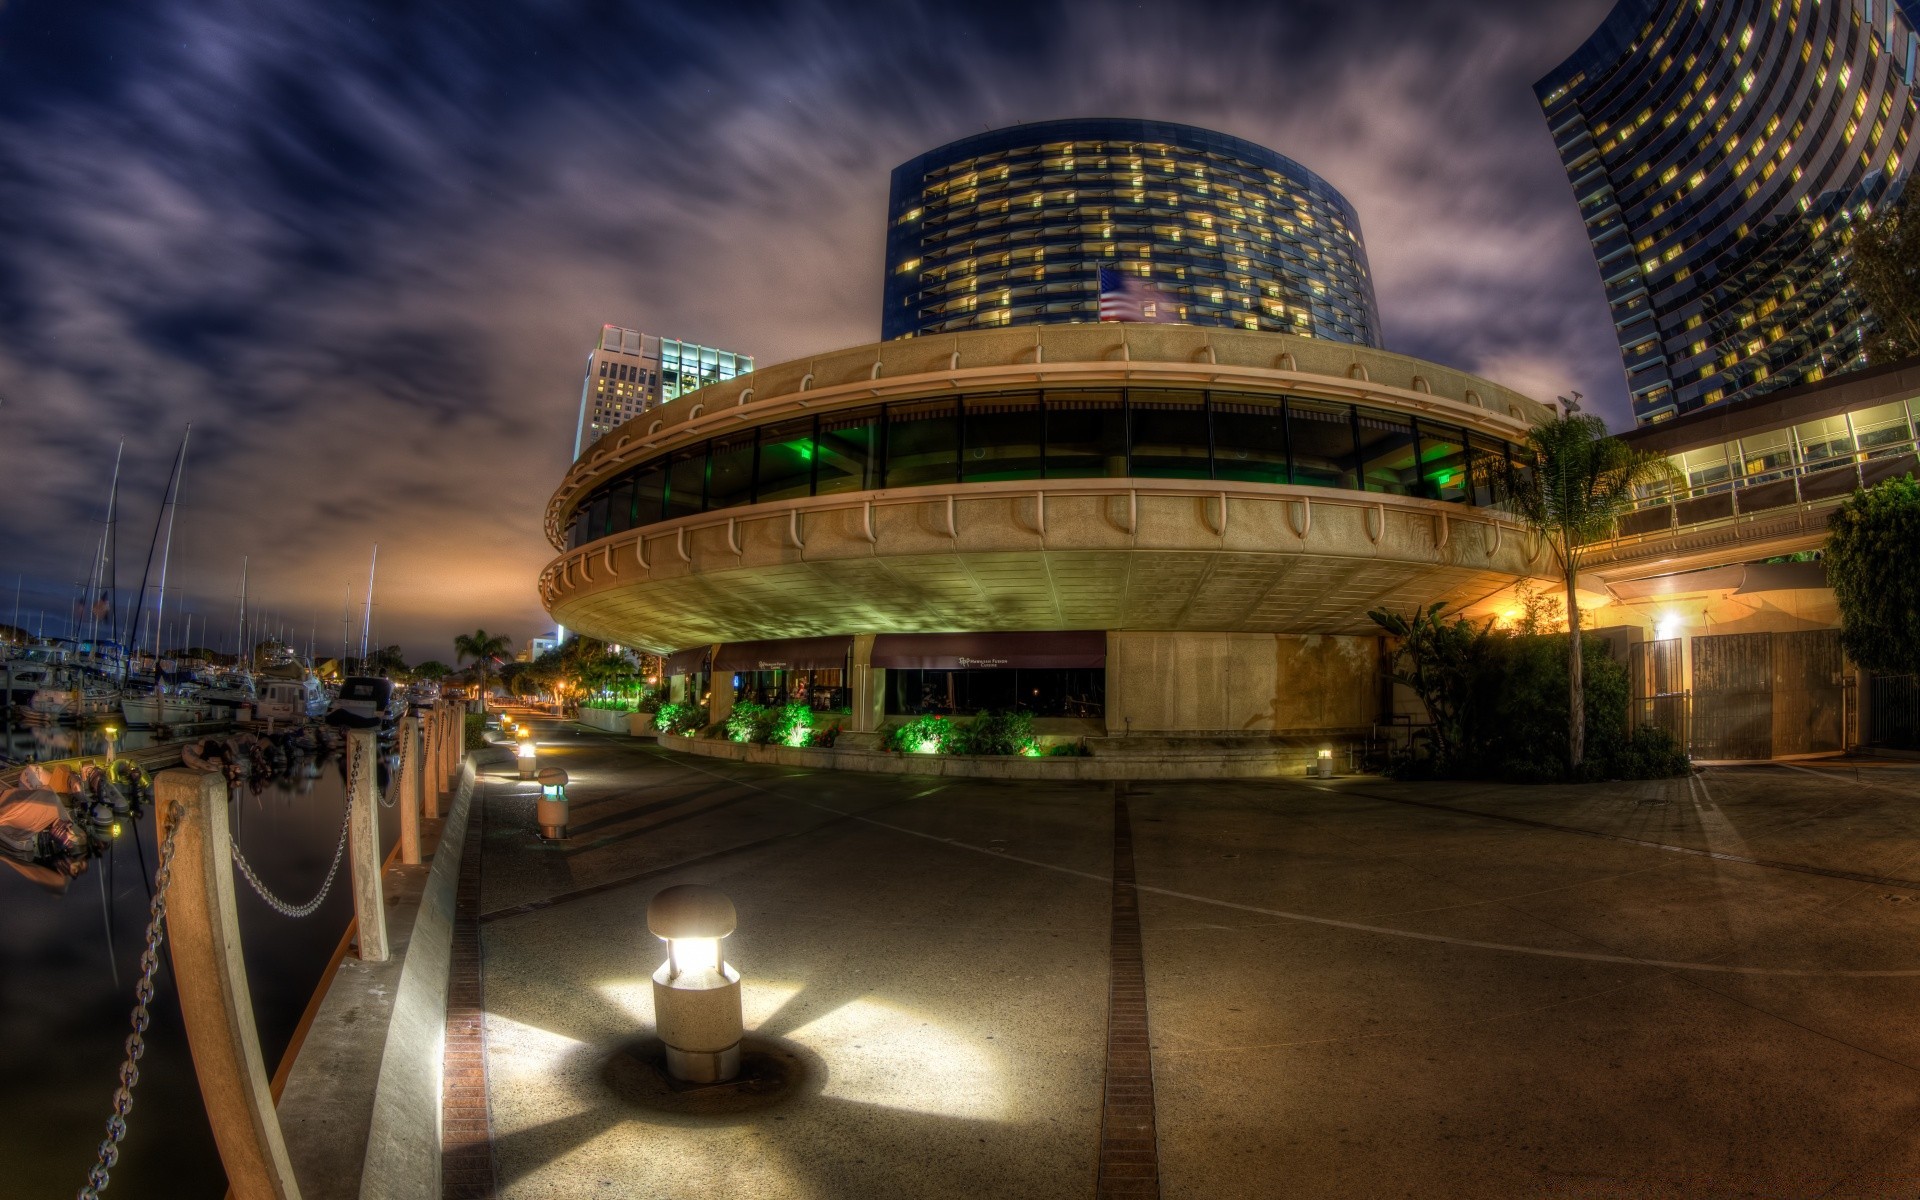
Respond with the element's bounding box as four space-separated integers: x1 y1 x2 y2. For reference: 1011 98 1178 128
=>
0 0 1623 658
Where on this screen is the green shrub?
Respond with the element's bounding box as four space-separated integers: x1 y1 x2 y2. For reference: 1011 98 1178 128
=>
463 712 488 751
655 701 706 737
886 714 952 754
725 700 773 743
952 709 1037 756
1046 741 1089 757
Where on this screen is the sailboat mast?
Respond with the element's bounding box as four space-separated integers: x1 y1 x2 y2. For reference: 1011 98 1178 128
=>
124 428 190 686
87 439 125 662
359 544 377 665
236 556 248 669
149 426 192 689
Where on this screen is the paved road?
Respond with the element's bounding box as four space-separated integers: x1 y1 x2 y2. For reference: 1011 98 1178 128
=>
469 721 1920 1199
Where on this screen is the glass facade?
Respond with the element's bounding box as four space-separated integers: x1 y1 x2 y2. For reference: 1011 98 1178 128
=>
563 389 1533 549
1537 0 1920 424
574 326 754 457
881 118 1381 345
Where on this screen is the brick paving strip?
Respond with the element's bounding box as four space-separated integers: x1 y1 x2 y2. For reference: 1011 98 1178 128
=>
443 775 498 1199
1096 795 1162 1198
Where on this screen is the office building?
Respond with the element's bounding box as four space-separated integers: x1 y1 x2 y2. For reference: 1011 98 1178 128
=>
880 119 1382 346
573 325 753 456
1538 0 1920 423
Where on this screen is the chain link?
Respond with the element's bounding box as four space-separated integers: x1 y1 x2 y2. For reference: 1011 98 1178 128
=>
77 804 182 1200
229 739 359 918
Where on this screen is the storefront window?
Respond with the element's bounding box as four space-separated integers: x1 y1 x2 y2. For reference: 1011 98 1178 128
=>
1044 390 1126 477
1129 390 1211 479
884 400 961 488
755 416 816 502
962 393 1044 481
816 406 880 494
1210 394 1289 485
886 668 1105 717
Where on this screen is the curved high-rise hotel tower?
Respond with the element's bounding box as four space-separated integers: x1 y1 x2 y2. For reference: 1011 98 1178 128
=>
1538 0 1920 423
880 118 1383 346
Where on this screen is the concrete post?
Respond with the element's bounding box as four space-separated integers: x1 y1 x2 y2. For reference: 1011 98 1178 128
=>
422 706 443 820
445 702 462 777
155 768 303 1200
399 715 422 865
849 633 878 733
346 728 388 962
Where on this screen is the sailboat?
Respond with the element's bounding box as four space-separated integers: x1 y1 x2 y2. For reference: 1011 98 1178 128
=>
121 428 213 729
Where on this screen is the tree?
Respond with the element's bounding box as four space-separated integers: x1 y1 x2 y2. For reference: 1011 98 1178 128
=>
363 643 407 678
1514 414 1678 770
1828 474 1920 675
1369 602 1491 769
412 660 451 681
1847 187 1920 363
453 630 512 700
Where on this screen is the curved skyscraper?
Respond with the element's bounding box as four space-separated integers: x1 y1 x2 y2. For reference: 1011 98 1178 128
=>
880 118 1382 346
1538 0 1920 423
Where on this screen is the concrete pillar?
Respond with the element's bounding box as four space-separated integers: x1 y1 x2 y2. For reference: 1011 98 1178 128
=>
446 702 463 777
849 634 879 733
399 715 422 865
346 728 388 963
422 706 443 820
155 768 303 1200
707 644 733 730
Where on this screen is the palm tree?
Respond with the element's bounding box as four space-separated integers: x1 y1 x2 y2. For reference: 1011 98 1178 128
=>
453 629 512 704
1514 414 1677 770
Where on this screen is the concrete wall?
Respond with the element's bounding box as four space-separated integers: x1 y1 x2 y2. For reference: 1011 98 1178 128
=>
1105 631 1379 735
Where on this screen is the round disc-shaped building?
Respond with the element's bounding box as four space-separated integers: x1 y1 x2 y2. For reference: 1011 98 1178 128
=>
541 325 1556 748
882 118 1382 346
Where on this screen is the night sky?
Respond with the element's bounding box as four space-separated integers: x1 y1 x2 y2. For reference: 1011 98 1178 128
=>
0 0 1624 660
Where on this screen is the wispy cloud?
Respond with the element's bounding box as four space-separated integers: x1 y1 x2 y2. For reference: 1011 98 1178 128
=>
0 0 1622 656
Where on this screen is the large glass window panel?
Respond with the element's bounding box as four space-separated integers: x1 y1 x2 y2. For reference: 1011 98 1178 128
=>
569 507 591 549
1737 429 1793 481
1044 390 1126 477
962 393 1044 481
1286 398 1358 489
630 464 666 528
587 493 611 541
884 400 961 488
1210 394 1289 484
1847 402 1911 453
1415 421 1470 503
1466 436 1510 509
816 406 880 495
1354 408 1418 495
1129 389 1211 478
663 443 707 521
754 416 815 502
605 481 636 535
1679 444 1731 493
1793 414 1856 464
707 430 757 510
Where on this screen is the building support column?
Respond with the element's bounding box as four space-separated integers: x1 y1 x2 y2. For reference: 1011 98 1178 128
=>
706 644 732 730
849 634 880 733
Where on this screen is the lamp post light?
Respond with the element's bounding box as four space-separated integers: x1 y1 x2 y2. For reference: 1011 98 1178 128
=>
535 766 569 839
648 885 743 1084
517 727 537 780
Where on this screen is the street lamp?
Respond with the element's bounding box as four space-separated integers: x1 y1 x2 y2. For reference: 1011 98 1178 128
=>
535 767 569 839
648 884 743 1084
517 727 537 780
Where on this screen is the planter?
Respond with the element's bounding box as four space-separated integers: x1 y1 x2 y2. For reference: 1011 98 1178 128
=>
627 712 657 737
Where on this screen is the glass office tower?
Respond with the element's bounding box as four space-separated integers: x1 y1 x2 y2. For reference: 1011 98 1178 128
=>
1538 0 1920 424
881 118 1382 346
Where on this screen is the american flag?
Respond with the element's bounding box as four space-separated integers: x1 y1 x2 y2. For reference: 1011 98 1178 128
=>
1098 266 1176 323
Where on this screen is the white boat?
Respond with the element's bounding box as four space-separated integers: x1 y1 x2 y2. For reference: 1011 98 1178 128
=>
27 676 121 722
122 690 214 728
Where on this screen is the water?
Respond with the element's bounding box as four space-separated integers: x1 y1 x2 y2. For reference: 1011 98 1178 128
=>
3 720 170 765
1 753 400 1197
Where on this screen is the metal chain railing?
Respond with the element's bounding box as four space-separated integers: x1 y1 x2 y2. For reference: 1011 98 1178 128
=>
229 740 359 919
77 804 182 1200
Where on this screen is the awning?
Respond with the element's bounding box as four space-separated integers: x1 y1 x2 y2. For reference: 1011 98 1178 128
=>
871 631 1107 670
663 646 712 677
714 636 854 673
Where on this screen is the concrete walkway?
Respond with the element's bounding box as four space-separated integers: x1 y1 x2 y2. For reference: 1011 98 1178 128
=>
471 722 1920 1198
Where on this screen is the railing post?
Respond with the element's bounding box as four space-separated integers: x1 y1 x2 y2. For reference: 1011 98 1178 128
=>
422 706 443 820
399 715 422 865
347 728 388 962
154 768 303 1200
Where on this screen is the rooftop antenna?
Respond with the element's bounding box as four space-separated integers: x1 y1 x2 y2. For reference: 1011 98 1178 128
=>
1556 390 1584 415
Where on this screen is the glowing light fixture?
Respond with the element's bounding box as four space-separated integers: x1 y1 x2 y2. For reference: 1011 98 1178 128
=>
1316 746 1333 778
648 884 743 1083
517 728 538 780
103 725 119 762
1656 613 1684 641
535 767 569 839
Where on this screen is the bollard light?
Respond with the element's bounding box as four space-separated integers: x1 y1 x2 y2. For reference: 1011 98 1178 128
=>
535 767 569 839
103 724 119 763
648 885 743 1084
517 730 537 780
1316 746 1333 778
